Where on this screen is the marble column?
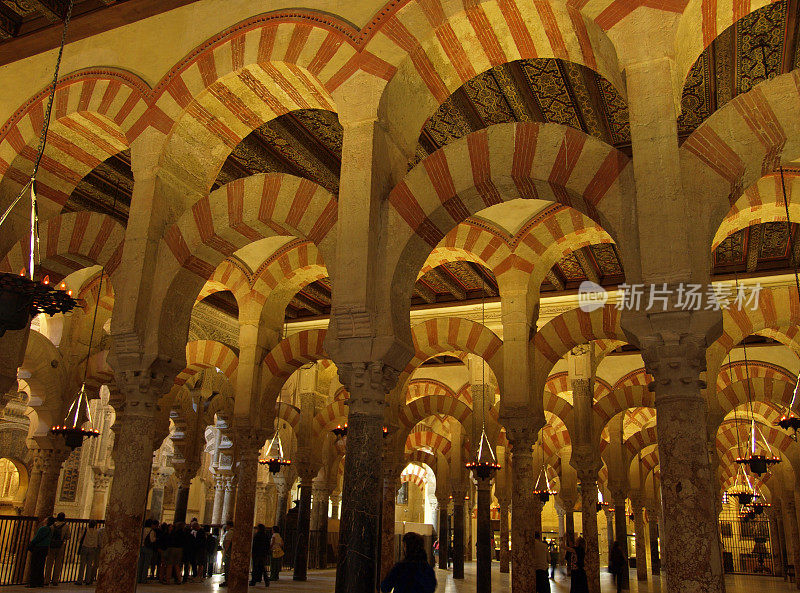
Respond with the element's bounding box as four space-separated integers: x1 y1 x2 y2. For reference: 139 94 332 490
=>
90 472 113 520
380 473 400 581
203 486 215 525
605 510 615 567
173 469 194 524
632 500 648 582
293 474 314 581
499 498 510 574
578 470 601 593
275 480 290 536
565 500 576 543
647 507 660 575
311 486 330 569
466 493 474 562
476 476 492 593
22 453 44 516
452 489 466 580
509 434 537 593
150 471 169 522
774 501 789 580
613 497 629 590
211 474 225 525
438 504 449 570
334 362 396 593
533 495 543 534
769 509 783 577
227 427 265 593
96 369 171 593
639 332 724 593
222 477 236 523
330 492 340 521
783 497 800 589
34 446 70 518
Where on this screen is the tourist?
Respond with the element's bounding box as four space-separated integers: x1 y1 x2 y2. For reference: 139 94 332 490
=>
194 525 208 580
380 532 436 593
269 526 283 581
27 517 54 588
549 540 559 580
163 523 184 584
205 527 218 577
249 524 270 586
44 513 70 586
610 540 627 593
76 520 102 585
180 523 195 582
138 519 157 583
533 532 550 593
568 536 589 593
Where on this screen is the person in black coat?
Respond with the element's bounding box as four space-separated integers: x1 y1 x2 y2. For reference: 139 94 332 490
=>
380 532 436 593
610 540 627 593
250 524 270 586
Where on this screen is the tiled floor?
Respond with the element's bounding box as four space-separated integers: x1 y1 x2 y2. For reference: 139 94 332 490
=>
5 564 797 592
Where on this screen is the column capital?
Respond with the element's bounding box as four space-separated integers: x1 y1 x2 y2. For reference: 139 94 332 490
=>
173 464 198 488
92 470 113 492
502 410 543 450
337 361 398 416
151 470 171 489
231 423 271 459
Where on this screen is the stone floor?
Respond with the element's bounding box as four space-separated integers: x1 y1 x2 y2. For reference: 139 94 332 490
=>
4 565 797 592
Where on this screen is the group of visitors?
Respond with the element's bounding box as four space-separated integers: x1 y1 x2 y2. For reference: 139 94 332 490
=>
137 519 219 584
27 513 103 588
248 524 284 586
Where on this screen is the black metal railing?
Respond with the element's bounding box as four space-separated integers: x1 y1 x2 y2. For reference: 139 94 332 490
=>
0 516 104 586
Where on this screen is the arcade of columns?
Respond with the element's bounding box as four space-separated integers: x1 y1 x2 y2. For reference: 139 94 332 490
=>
1 1 800 593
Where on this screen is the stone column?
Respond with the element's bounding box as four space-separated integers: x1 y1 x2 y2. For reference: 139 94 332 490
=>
632 498 648 582
227 426 267 593
578 469 601 593
222 476 236 523
34 446 70 518
612 494 630 590
774 501 788 580
311 485 330 569
647 506 660 575
476 476 493 593
769 509 783 577
451 487 466 580
96 367 173 593
620 321 723 593
564 496 577 544
203 485 215 525
380 471 400 581
499 497 510 574
22 452 45 516
438 503 449 570
149 471 169 523
784 497 800 589
605 509 615 566
466 492 474 562
173 469 193 524
293 471 314 581
330 492 340 520
211 474 226 525
508 430 538 593
334 362 397 593
275 479 290 536
90 471 113 520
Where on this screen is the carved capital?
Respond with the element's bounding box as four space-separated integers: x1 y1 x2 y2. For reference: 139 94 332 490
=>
92 471 113 492
231 423 270 460
502 409 542 451
639 331 707 401
337 361 398 416
151 470 171 489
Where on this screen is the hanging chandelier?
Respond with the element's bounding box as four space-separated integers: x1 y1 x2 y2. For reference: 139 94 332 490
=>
730 304 781 476
259 430 292 474
331 423 348 439
50 382 100 449
728 463 759 505
532 459 557 503
465 273 500 481
0 1 77 336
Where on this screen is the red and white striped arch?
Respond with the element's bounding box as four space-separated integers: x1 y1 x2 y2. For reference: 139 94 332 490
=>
399 393 473 435
261 329 328 395
276 402 301 432
406 449 437 470
717 359 795 390
533 304 624 389
152 13 358 196
716 419 797 462
368 0 624 155
401 317 503 390
400 464 429 489
249 239 329 311
420 221 511 279
676 0 779 104
405 429 452 457
713 172 800 250
312 399 348 435
625 425 658 458
175 340 239 387
0 212 124 282
612 368 652 391
405 378 457 404
681 69 800 247
0 70 149 224
595 385 655 427
724 400 784 426
77 272 115 315
197 259 251 304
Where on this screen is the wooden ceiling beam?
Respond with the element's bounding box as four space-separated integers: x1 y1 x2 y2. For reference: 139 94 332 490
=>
414 282 437 304
746 225 763 273
0 4 20 39
27 0 65 22
291 294 325 316
574 248 601 284
546 270 565 291
428 268 466 301
459 262 498 297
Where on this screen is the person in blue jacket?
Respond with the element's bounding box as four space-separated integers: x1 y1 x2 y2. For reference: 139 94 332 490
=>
380 532 436 593
27 517 54 588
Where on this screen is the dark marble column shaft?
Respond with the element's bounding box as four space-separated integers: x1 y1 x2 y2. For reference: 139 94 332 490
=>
510 438 537 593
614 499 630 590
579 472 601 593
34 448 69 518
452 498 465 580
476 477 492 593
293 477 313 581
174 484 190 524
633 503 648 582
380 475 399 581
648 510 660 575
499 500 510 574
438 506 449 570
227 430 263 593
783 498 800 590
769 510 783 577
